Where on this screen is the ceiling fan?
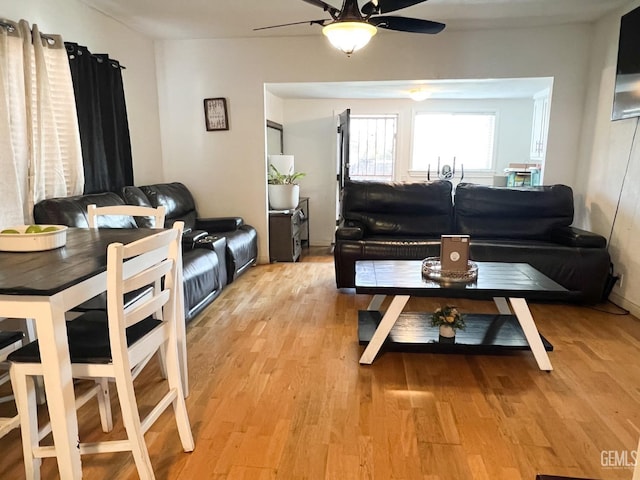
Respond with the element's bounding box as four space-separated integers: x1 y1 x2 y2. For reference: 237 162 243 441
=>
255 0 445 55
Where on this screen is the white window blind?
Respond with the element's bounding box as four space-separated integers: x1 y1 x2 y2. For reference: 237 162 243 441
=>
350 115 397 181
411 112 496 172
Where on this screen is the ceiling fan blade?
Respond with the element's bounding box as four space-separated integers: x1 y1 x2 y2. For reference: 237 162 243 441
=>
362 0 428 15
254 19 329 31
301 0 341 17
370 15 445 34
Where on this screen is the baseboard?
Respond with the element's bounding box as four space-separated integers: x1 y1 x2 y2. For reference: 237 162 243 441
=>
535 476 598 480
608 291 640 318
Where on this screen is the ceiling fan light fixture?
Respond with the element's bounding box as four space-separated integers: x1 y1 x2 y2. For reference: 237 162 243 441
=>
322 21 377 55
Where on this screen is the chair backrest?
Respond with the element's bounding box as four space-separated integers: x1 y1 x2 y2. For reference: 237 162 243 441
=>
0 329 23 438
0 330 23 363
87 204 167 229
105 222 184 369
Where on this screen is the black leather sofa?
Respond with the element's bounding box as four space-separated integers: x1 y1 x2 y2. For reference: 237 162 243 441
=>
121 183 258 283
334 181 611 303
32 184 256 322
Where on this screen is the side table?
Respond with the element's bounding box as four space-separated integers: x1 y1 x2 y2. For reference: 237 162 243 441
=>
269 197 309 262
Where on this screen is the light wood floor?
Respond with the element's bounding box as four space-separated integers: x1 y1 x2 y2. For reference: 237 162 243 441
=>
1 248 639 479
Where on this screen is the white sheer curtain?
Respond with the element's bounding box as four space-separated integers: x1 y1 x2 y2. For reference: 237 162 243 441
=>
0 19 83 226
0 20 28 225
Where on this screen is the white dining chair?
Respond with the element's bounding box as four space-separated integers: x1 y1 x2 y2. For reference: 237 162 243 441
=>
87 203 166 229
85 203 167 306
0 317 48 408
77 204 167 314
9 221 194 480
0 329 24 438
85 203 170 377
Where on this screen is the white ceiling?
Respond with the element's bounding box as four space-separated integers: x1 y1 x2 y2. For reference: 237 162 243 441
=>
77 0 626 100
78 0 627 40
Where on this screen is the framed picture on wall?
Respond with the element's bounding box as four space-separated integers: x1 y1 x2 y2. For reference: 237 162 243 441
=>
204 97 229 131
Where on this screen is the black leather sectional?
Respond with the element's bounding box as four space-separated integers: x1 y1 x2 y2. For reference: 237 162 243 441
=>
334 181 611 303
121 183 258 283
33 183 258 323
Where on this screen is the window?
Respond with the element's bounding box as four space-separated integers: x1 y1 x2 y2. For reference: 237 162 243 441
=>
411 112 496 173
350 115 397 181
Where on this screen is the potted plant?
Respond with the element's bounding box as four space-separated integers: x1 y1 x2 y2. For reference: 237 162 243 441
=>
431 305 466 342
267 164 306 210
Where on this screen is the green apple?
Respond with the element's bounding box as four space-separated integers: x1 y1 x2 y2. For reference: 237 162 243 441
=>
41 226 59 232
25 225 42 234
1 229 20 234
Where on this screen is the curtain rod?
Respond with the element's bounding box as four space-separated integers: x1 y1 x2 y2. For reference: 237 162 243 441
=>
0 18 20 37
96 55 127 70
1 18 62 47
38 33 64 49
65 43 127 70
1 19 123 67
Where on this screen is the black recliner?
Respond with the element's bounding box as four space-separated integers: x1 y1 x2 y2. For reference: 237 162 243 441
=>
122 183 258 283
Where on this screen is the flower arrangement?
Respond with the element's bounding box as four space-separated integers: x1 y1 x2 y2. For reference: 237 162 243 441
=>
431 305 466 330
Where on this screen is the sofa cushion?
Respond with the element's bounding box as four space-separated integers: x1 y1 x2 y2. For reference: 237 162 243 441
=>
120 186 158 228
121 185 153 208
342 181 453 236
454 183 574 239
138 183 198 230
33 192 136 228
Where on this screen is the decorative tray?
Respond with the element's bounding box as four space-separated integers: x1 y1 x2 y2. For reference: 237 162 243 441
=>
0 225 68 252
421 257 478 283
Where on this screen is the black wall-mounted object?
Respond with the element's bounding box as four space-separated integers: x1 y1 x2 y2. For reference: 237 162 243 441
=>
612 5 640 121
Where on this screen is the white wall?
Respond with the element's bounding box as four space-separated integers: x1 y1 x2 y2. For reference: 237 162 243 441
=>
281 97 534 246
0 0 163 185
155 25 591 263
577 0 640 315
265 91 284 126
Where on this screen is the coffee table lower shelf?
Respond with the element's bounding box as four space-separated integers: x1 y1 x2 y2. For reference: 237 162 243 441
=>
358 310 553 355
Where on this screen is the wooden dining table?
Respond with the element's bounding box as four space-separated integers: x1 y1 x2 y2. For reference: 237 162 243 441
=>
0 227 189 479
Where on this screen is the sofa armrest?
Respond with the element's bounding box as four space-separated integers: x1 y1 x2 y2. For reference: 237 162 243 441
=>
193 235 228 287
196 217 243 232
336 226 364 241
182 230 208 250
550 226 607 248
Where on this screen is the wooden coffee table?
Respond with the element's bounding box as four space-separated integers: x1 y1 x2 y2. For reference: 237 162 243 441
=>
355 260 573 370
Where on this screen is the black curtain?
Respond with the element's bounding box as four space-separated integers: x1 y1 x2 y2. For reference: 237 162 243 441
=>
65 43 134 194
